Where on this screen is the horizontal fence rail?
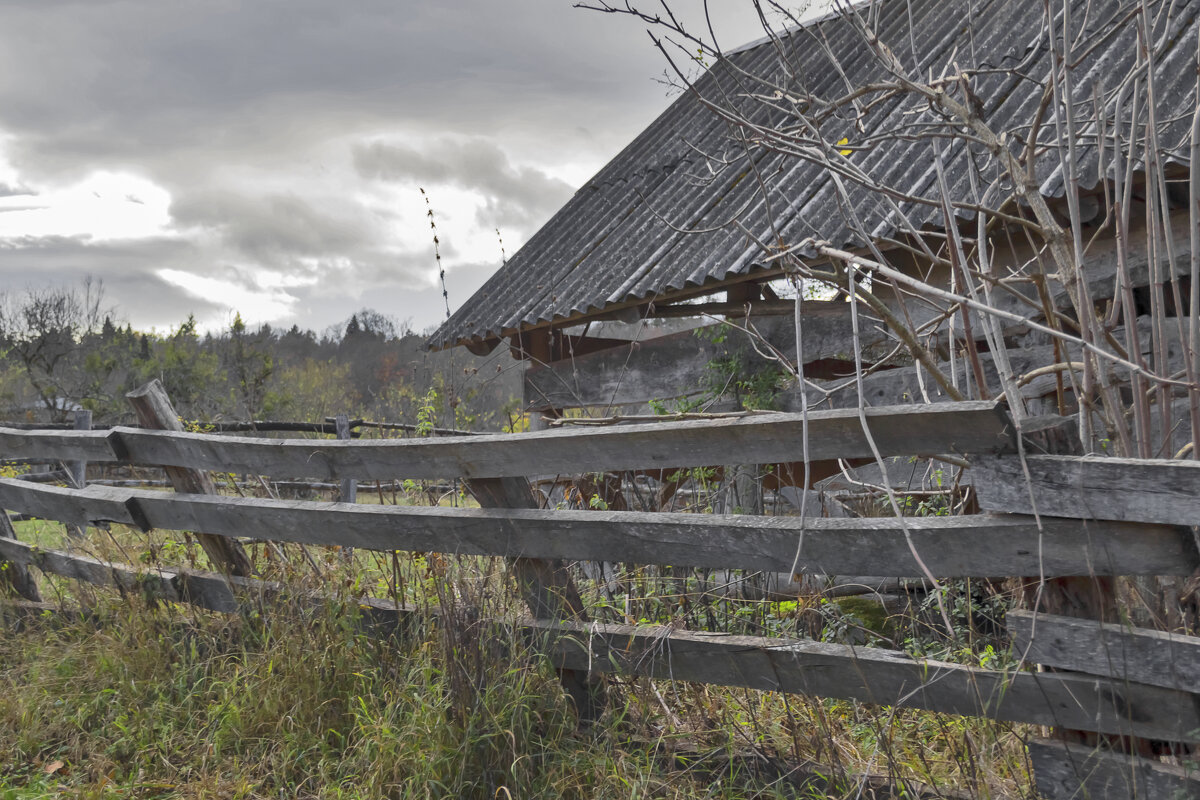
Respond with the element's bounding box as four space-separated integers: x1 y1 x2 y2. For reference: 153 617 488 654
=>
0 480 1193 578
0 401 1014 480
2 533 1197 744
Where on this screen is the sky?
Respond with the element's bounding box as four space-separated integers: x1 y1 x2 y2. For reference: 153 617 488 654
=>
0 1 788 337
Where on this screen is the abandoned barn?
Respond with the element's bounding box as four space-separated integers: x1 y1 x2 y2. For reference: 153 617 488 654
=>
430 0 1198 464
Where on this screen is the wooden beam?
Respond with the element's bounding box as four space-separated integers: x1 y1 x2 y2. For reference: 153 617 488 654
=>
0 508 40 602
1028 738 1200 799
531 619 1200 742
125 380 254 577
972 454 1200 528
99 401 1012 480
1008 610 1200 693
0 481 1191 579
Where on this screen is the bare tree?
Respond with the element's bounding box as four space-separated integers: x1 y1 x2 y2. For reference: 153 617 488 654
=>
0 278 113 422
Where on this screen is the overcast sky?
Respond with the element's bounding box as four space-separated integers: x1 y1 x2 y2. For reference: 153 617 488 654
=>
0 1 783 336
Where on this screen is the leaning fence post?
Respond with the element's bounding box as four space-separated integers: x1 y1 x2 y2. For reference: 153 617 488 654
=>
125 380 254 577
0 510 41 602
464 476 607 722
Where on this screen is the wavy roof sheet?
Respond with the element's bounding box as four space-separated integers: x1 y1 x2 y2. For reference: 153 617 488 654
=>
430 0 1198 351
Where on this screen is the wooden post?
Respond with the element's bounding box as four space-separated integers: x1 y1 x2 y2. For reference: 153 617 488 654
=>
62 409 92 540
334 414 357 504
0 510 40 602
464 476 607 721
335 414 356 561
126 380 254 577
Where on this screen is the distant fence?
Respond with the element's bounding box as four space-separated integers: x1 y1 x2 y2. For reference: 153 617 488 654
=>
0 386 1198 798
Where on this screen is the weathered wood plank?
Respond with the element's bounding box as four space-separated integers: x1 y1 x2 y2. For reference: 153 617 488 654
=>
0 535 411 629
972 454 1200 528
126 380 254 576
98 400 1010 480
528 619 1200 742
1009 610 1200 693
0 481 138 527
0 427 117 463
0 535 179 600
0 480 1191 578
1028 738 1200 799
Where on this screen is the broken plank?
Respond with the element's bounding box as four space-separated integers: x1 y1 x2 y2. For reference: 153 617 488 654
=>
1008 610 1200 693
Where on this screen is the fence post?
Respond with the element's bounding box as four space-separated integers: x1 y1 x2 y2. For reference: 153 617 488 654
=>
334 414 357 504
465 476 607 721
125 380 254 577
0 511 40 602
63 409 92 540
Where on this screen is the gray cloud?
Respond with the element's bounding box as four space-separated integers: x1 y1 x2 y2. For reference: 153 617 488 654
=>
0 0 769 333
0 234 225 328
353 138 575 232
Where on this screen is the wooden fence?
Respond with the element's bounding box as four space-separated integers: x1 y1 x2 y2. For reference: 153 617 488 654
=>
1 385 1198 798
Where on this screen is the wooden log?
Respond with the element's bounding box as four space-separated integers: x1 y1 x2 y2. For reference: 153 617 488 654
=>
1028 738 1200 799
465 476 606 721
125 380 254 577
972 454 1200 528
0 480 1191 579
88 400 1013 480
1008 610 1200 693
529 619 1200 742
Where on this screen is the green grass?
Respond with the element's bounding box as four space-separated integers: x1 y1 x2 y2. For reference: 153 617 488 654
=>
0 485 1035 799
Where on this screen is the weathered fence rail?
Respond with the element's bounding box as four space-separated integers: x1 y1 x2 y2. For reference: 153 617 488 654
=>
1 394 1198 798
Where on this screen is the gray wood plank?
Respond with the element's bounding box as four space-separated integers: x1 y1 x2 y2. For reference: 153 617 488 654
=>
0 427 117 463
101 400 1011 480
126 380 254 576
973 454 1200 528
0 480 1191 578
0 535 411 628
1009 610 1200 693
528 619 1200 742
1028 738 1200 799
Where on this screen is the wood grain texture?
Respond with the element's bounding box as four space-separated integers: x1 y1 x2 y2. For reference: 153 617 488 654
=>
529 619 1200 742
0 480 1191 578
12 400 1012 481
0 427 116 463
972 454 1200 528
126 380 254 577
1009 610 1200 693
1028 738 1200 799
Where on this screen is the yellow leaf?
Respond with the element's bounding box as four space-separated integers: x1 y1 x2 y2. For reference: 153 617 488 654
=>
837 137 853 156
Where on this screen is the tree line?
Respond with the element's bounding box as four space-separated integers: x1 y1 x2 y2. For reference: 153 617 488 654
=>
0 281 522 430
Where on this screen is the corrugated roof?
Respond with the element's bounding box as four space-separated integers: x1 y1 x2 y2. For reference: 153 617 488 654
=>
430 0 1198 351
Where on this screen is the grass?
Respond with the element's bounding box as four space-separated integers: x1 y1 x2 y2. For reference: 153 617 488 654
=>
0 480 1038 799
